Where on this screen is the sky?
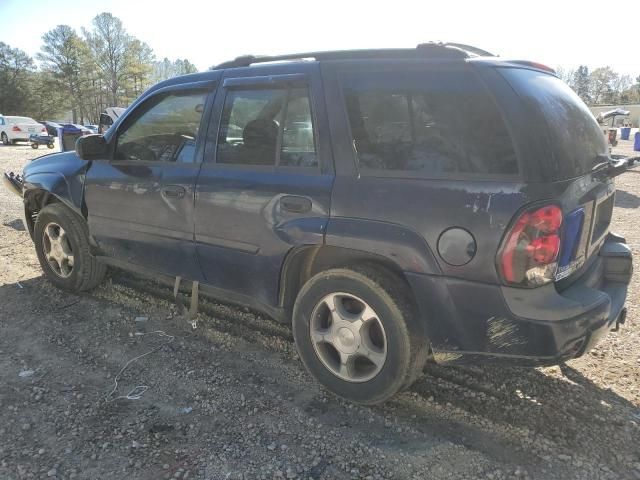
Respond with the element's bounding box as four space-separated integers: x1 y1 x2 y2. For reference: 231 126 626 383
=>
0 0 638 77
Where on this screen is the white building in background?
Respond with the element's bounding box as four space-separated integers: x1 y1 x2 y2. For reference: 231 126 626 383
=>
589 104 640 127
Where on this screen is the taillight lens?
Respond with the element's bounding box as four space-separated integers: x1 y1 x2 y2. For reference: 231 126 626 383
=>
41 127 47 133
12 125 21 132
499 205 563 287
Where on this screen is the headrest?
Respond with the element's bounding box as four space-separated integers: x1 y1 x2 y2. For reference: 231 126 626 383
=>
243 119 278 149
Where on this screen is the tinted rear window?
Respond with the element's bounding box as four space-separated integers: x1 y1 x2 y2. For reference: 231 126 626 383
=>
341 69 518 177
499 68 607 178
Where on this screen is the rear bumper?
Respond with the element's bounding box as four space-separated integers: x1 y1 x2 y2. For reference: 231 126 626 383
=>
407 233 633 365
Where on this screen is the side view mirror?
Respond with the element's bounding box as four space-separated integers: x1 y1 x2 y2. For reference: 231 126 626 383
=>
76 134 108 160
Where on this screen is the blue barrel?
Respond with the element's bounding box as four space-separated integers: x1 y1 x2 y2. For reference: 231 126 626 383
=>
621 127 631 140
635 132 640 152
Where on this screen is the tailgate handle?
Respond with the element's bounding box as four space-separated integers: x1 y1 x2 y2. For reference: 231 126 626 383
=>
280 195 312 214
162 185 186 199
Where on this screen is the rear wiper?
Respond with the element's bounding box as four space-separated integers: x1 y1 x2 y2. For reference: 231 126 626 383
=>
592 154 639 179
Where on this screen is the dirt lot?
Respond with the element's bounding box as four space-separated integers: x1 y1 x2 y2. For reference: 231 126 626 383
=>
1 141 639 480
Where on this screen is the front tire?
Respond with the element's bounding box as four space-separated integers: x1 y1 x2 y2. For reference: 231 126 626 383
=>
1 132 8 145
34 203 107 292
292 265 428 404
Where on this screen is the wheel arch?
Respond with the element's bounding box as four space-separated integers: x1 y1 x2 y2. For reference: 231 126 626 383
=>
279 216 442 313
23 181 87 240
279 245 420 315
279 217 442 340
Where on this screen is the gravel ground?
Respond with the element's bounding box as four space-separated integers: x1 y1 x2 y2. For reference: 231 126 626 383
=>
1 140 639 480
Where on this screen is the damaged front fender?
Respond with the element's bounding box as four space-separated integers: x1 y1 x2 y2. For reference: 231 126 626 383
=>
22 151 90 219
2 171 23 196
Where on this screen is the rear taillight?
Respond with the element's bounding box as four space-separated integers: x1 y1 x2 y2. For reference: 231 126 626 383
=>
499 205 563 287
12 126 21 132
41 127 47 133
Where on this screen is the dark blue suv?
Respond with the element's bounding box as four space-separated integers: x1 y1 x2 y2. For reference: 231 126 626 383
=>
3 43 634 404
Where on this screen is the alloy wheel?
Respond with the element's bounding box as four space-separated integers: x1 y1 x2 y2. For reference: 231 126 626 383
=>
309 292 387 383
42 222 74 278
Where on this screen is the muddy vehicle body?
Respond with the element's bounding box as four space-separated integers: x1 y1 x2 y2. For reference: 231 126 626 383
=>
3 43 634 404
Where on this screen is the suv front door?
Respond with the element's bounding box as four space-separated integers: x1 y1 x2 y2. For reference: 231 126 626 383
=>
84 82 216 279
194 64 334 308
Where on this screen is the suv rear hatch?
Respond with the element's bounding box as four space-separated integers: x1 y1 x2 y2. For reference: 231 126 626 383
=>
490 65 616 285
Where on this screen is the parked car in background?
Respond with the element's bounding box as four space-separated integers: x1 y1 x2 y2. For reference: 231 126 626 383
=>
73 124 93 135
0 115 47 145
60 124 92 136
2 43 635 404
42 121 63 136
84 124 99 133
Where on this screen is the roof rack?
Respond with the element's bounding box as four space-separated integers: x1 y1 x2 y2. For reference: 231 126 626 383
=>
212 42 495 70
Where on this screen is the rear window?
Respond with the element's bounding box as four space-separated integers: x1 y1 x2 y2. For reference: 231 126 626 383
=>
499 68 607 178
341 69 518 177
7 117 37 124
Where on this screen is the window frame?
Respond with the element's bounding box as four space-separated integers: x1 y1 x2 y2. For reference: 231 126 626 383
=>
336 64 522 181
210 75 321 174
110 82 215 167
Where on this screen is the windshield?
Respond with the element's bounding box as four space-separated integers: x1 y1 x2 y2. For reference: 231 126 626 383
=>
499 68 607 179
7 116 38 124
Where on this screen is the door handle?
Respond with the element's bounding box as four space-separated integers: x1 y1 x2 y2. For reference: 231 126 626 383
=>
162 185 186 199
280 195 312 214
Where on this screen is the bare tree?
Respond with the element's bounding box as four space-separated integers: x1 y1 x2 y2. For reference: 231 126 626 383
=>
555 66 575 87
83 12 131 106
589 67 619 104
151 57 198 84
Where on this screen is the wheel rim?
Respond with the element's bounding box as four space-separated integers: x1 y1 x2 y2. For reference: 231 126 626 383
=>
309 292 387 383
42 222 74 278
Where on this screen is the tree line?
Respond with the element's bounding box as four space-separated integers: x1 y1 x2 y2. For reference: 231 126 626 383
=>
0 12 197 124
556 65 640 105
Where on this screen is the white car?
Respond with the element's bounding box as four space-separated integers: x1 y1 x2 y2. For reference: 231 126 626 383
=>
0 115 47 145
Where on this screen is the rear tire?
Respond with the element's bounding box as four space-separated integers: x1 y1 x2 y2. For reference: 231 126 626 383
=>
292 265 428 404
34 203 107 292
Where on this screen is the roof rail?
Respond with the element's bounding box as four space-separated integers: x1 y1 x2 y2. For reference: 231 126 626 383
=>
211 42 494 70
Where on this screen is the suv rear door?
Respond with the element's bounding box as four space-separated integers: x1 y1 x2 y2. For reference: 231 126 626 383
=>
194 63 334 308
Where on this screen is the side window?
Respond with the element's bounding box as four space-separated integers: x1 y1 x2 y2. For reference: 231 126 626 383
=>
281 90 317 167
115 91 207 163
341 70 518 176
216 86 317 167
